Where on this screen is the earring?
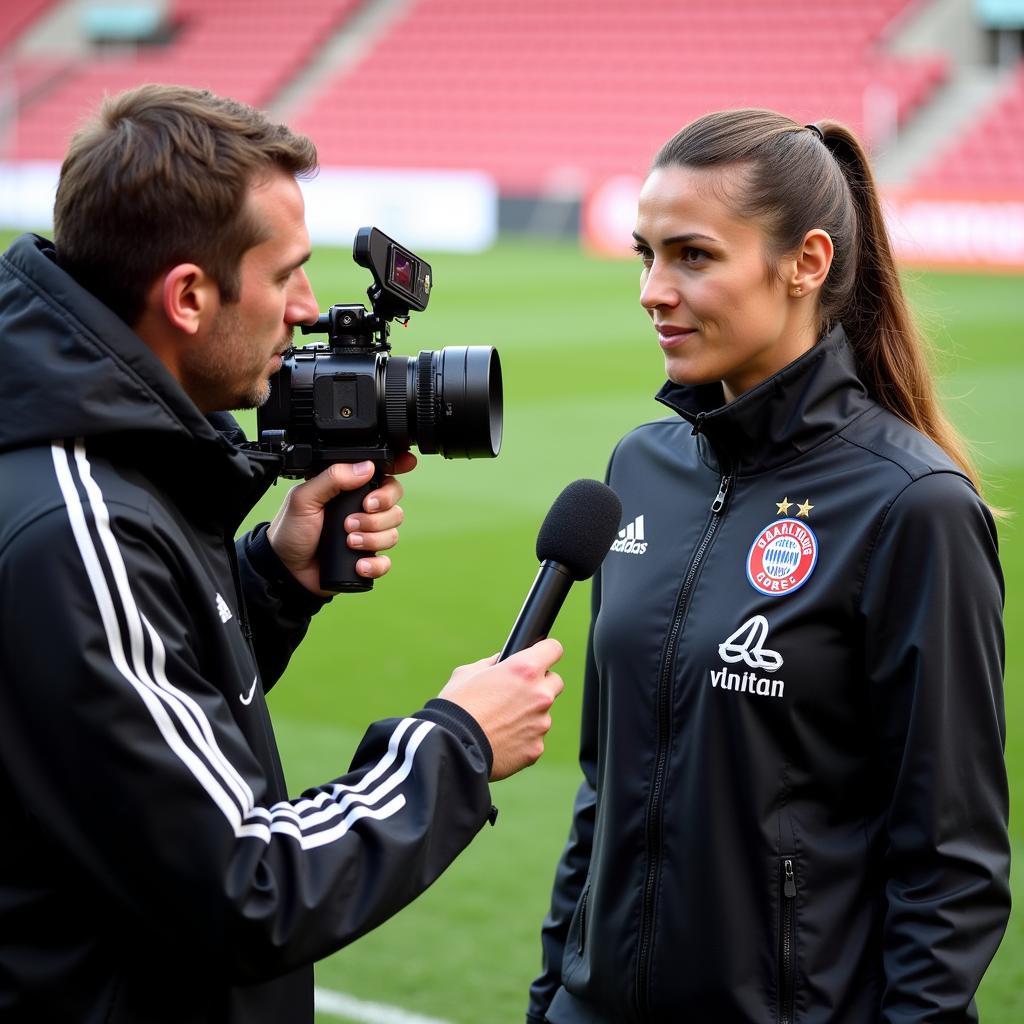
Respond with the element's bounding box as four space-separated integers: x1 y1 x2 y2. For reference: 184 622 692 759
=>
792 286 803 296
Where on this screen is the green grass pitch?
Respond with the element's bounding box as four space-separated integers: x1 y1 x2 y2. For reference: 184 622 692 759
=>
3 231 1020 1021
270 242 1023 1024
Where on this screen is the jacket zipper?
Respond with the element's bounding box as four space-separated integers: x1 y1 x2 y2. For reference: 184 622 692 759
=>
225 531 255 647
635 470 732 1013
779 857 797 1024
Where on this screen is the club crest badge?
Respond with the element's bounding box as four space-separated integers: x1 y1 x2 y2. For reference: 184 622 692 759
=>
746 518 819 596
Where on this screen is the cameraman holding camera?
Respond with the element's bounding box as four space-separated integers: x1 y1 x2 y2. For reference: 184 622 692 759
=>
0 84 563 1023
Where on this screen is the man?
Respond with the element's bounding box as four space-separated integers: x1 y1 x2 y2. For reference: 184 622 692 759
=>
0 84 563 1023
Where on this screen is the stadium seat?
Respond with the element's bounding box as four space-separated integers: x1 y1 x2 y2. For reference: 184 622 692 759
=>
5 0 952 195
915 64 1024 189
6 0 360 159
290 0 947 192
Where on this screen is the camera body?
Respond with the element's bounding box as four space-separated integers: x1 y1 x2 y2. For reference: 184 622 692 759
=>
255 227 502 593
257 226 501 475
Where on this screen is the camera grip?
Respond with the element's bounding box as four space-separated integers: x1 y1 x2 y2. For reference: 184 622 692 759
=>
318 470 381 593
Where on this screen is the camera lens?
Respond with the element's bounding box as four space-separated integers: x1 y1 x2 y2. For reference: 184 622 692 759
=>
384 346 502 459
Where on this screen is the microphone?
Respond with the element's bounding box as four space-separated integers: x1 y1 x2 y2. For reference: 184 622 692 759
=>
498 479 622 661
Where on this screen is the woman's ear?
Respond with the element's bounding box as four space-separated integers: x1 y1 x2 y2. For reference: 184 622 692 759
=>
788 229 833 298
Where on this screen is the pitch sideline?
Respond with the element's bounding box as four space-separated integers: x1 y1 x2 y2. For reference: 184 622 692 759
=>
314 986 454 1024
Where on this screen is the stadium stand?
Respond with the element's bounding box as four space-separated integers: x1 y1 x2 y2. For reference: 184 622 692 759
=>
18 0 1024 200
5 0 944 190
290 0 947 192
7 0 360 159
913 62 1024 189
0 0 57 52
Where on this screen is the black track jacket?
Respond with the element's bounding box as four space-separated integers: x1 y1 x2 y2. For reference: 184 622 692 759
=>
0 235 495 1023
529 327 1009 1024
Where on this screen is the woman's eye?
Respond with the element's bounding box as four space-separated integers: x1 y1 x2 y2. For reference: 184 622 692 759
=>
631 242 653 265
681 247 708 264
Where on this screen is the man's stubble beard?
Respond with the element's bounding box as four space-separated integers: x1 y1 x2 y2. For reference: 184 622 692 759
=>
182 306 291 412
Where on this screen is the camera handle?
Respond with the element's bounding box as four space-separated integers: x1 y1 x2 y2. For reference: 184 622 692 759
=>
318 466 382 593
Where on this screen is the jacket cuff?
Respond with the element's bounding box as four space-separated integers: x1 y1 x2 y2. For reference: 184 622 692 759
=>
243 523 332 617
416 698 494 776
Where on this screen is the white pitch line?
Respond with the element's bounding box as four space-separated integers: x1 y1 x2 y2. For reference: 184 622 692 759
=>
314 987 455 1024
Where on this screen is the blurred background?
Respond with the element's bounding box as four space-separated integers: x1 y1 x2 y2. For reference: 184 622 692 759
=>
1 1 1021 1021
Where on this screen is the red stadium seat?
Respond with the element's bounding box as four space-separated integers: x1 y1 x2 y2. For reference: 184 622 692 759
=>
915 65 1024 190
7 0 361 160
0 0 57 52
4 0 962 194
290 0 947 191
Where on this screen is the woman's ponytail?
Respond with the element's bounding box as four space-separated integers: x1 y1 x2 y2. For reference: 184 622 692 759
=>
819 122 983 494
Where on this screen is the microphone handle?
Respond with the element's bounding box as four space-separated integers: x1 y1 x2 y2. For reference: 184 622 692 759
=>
498 560 574 662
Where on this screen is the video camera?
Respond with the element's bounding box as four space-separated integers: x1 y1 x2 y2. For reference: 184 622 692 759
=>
256 226 502 594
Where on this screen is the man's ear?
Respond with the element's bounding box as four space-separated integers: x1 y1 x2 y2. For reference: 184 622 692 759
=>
789 229 834 297
159 263 220 335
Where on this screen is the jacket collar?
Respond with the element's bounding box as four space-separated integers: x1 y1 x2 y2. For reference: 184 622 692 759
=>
655 325 873 474
0 234 280 530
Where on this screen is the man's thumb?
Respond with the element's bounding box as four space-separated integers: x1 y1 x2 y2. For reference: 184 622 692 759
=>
306 461 375 506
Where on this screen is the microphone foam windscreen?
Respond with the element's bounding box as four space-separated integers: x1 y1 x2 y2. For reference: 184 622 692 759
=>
536 479 623 581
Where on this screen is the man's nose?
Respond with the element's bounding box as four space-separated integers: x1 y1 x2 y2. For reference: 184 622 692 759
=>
288 268 319 325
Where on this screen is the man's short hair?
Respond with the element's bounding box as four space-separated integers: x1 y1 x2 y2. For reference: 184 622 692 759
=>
53 83 318 326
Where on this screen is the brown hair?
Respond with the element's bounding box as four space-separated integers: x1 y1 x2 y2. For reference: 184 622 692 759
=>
653 109 982 494
53 83 318 326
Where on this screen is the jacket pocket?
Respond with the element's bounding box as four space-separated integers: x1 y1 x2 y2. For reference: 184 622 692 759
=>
563 877 592 986
777 856 798 1024
576 880 590 956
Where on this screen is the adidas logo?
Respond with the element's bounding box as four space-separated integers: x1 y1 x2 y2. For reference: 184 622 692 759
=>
215 593 233 624
610 514 648 556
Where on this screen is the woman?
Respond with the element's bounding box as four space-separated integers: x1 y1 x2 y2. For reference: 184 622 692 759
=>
528 110 1009 1024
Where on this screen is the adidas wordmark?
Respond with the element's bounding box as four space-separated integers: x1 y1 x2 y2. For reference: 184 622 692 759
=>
611 514 648 555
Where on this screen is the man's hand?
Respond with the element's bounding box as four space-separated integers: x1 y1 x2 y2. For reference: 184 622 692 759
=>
267 452 417 595
440 639 565 781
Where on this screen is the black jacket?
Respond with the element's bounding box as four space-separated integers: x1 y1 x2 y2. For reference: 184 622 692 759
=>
0 234 495 1023
529 327 1009 1024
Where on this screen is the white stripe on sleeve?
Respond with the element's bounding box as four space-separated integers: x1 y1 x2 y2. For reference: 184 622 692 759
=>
51 439 437 850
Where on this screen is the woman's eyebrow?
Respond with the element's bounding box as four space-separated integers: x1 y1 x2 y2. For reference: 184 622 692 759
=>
662 233 719 246
632 231 719 246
